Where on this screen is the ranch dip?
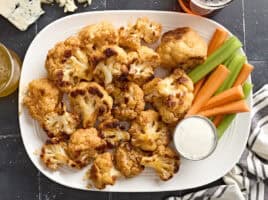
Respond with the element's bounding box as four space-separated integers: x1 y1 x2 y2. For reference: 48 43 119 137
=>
174 116 217 160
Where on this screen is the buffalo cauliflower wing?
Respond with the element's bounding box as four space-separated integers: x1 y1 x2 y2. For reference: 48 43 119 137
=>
143 69 194 124
45 36 93 92
129 110 170 151
108 82 145 120
69 82 113 127
128 46 160 85
98 118 130 148
115 142 145 178
157 27 207 70
93 45 128 86
89 152 120 189
42 103 80 140
23 78 61 123
67 128 106 167
40 140 79 170
140 145 180 181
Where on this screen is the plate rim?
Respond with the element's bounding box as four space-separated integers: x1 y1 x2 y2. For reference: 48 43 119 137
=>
18 10 252 192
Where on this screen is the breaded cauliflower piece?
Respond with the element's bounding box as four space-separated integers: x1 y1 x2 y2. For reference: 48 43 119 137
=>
115 143 144 178
42 103 80 140
68 128 106 167
128 46 160 85
40 140 79 170
45 36 93 92
157 27 207 70
89 152 120 189
93 45 128 86
143 69 194 124
23 78 61 123
140 146 180 181
129 110 170 151
69 82 113 127
78 22 118 48
108 82 145 120
98 118 130 148
134 17 162 44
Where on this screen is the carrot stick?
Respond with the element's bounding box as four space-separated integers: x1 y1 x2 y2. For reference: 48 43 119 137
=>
213 115 224 127
207 28 228 56
197 100 250 117
193 78 206 97
201 85 245 110
187 65 230 116
233 63 254 86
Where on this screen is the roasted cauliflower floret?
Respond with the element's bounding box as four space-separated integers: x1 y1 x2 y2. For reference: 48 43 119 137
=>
108 82 145 120
118 26 141 50
89 152 120 189
68 128 106 167
45 36 93 92
115 143 145 178
23 78 61 123
40 141 79 170
69 82 113 127
143 69 194 124
128 46 160 85
129 110 170 151
140 146 180 181
98 118 130 148
42 103 80 140
134 17 162 44
93 45 128 86
78 22 118 48
157 27 207 70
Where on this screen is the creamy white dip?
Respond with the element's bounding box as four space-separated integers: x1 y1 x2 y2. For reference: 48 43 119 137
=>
174 116 217 160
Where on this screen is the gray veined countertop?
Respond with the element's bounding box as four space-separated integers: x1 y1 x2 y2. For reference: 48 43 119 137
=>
0 0 267 199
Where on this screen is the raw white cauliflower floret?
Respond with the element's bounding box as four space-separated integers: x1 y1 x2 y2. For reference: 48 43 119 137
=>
69 82 113 128
98 118 130 148
157 27 207 70
45 36 93 92
40 141 79 170
128 46 160 85
67 128 107 167
115 142 145 178
129 110 170 152
88 152 120 189
143 69 194 124
140 146 180 181
23 78 61 123
93 45 129 86
107 82 145 120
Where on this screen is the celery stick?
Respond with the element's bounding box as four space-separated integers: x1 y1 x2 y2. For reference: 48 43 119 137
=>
215 53 246 95
188 36 242 83
217 82 253 138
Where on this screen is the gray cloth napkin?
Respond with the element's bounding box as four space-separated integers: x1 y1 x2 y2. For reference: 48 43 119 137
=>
166 84 268 200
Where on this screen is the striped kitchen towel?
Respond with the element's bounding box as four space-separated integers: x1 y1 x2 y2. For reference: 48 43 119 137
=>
166 84 268 200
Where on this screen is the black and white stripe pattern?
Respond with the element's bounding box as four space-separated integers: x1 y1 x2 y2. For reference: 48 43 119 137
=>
167 85 268 200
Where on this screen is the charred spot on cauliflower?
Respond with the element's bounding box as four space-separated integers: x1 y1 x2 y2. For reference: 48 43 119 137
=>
98 118 130 148
89 152 120 189
42 102 80 140
23 78 61 123
157 27 207 70
115 142 145 178
45 36 93 92
108 82 145 120
140 145 180 181
128 46 160 85
67 128 106 167
129 110 170 151
93 45 129 86
143 69 194 124
40 140 79 170
69 82 113 127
